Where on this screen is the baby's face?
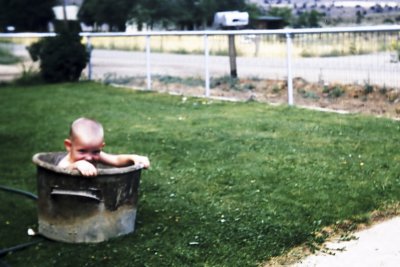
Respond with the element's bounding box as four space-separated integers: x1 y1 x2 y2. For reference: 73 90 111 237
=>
69 135 104 164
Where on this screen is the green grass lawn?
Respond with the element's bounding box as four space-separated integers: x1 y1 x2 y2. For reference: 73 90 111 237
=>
1 82 400 266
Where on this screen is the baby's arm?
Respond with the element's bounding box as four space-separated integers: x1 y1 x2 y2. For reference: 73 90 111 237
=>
99 152 150 169
72 160 98 176
58 157 98 176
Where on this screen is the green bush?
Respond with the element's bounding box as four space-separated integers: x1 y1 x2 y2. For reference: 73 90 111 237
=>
28 30 88 83
329 86 345 98
364 83 374 95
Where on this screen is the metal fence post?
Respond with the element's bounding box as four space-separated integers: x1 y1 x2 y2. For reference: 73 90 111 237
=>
285 32 294 106
204 34 210 97
146 35 151 90
86 36 92 81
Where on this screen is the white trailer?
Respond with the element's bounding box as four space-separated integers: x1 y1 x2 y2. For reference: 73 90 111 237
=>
213 11 249 28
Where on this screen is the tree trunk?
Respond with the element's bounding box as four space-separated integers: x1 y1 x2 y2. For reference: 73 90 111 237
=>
228 34 237 78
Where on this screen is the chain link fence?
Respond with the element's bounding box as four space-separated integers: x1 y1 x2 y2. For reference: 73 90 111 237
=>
1 26 400 114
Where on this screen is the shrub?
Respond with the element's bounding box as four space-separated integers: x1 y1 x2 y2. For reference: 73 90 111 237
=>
303 91 320 100
28 29 88 83
329 86 345 98
211 75 239 90
364 83 374 94
323 85 344 98
243 83 256 90
272 85 281 93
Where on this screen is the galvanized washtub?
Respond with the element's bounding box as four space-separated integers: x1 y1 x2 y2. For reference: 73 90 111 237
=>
32 152 143 243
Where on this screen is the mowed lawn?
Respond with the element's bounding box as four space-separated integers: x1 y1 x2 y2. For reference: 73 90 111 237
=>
1 82 400 266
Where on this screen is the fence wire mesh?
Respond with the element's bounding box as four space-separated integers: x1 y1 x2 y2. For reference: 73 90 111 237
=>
1 27 400 116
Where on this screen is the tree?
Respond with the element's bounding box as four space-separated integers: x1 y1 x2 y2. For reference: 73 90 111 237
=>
356 10 364 24
216 0 246 12
195 0 218 28
78 0 252 31
132 0 214 31
77 0 97 27
174 0 204 30
294 10 324 28
131 0 178 30
130 0 250 30
244 3 263 21
267 7 293 27
78 0 136 31
0 0 56 32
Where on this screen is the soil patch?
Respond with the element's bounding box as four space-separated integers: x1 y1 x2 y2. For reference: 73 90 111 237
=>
3 65 400 119
123 76 400 119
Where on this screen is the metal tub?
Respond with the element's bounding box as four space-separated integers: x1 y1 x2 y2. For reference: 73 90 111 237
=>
32 152 143 243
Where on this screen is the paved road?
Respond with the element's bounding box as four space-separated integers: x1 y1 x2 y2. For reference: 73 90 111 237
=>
5 45 400 87
89 49 400 87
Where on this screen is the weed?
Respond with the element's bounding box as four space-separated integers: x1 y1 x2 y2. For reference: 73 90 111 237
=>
171 48 190 54
155 75 203 87
322 85 329 94
298 87 320 100
379 85 387 95
243 83 256 90
364 83 374 95
211 75 240 90
320 49 343 57
12 63 42 85
0 44 21 65
349 41 357 55
181 77 203 87
157 75 180 84
298 88 306 95
211 49 229 56
387 90 399 102
328 86 345 98
272 84 281 93
103 72 134 85
300 49 314 57
249 76 262 82
303 91 320 100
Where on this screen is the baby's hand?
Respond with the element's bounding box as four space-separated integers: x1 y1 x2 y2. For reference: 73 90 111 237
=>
132 155 150 169
74 160 98 176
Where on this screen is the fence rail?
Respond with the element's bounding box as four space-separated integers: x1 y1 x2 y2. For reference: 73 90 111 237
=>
1 25 400 106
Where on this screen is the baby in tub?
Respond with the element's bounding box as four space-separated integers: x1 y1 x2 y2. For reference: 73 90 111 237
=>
58 117 150 176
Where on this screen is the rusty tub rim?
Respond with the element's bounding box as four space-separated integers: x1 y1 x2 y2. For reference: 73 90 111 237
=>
32 152 143 176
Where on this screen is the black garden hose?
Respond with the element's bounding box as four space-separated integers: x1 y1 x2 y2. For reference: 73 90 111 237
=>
0 240 42 258
0 185 37 200
0 184 42 264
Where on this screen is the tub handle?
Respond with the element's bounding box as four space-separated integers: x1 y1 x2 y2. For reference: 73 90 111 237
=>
51 188 101 202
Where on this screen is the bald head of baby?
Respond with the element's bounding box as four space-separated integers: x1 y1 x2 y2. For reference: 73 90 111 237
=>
70 117 104 145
